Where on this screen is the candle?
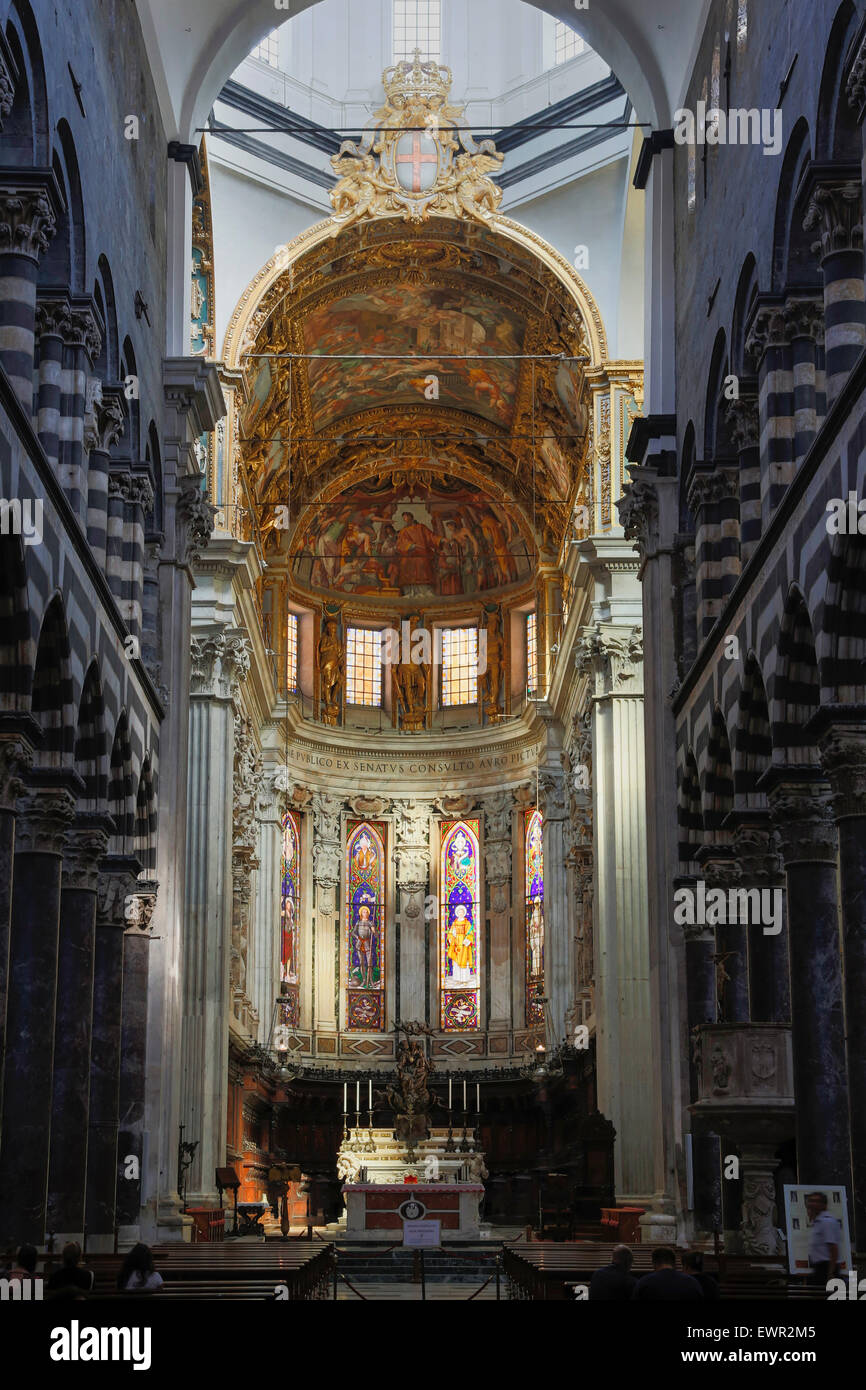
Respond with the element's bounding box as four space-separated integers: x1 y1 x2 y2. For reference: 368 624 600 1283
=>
476 1083 480 1112
448 1076 452 1109
343 1082 347 1115
368 1078 372 1110
356 1080 360 1111
463 1079 467 1110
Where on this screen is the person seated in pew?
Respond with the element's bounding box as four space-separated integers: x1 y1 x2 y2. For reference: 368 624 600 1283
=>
632 1247 704 1300
4 1243 39 1291
588 1244 638 1301
117 1242 164 1294
682 1250 719 1300
46 1241 94 1298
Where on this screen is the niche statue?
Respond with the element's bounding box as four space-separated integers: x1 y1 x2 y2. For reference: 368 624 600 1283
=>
318 618 344 725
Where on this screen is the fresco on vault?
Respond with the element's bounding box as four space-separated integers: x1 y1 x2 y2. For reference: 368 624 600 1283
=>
303 286 524 430
293 478 532 597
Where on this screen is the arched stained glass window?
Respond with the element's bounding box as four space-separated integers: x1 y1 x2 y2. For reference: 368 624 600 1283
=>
440 819 481 1031
525 809 545 1026
346 821 386 1031
280 811 300 1027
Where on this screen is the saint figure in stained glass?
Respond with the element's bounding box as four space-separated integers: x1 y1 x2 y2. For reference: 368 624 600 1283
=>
440 819 481 1030
280 811 301 1027
346 821 386 1030
525 809 544 1026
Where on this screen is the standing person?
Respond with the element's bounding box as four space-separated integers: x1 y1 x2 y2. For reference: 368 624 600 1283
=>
117 1243 163 1294
806 1192 841 1287
632 1247 704 1300
46 1242 94 1298
589 1244 637 1301
682 1251 719 1300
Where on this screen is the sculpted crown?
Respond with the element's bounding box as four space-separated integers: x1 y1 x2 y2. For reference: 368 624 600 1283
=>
382 50 453 107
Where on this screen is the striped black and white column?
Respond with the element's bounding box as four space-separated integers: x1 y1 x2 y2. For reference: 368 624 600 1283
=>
746 299 794 529
804 178 866 408
687 465 741 642
725 390 761 565
784 295 825 464
0 175 62 411
34 297 70 465
84 383 125 568
61 301 102 523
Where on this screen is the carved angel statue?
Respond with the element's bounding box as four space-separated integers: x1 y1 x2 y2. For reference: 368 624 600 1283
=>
329 151 380 231
453 147 504 222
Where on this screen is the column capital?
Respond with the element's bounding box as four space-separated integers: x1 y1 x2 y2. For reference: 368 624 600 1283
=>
35 295 73 340
811 708 866 820
15 779 77 853
0 167 63 260
617 467 660 559
179 472 216 567
83 380 126 455
725 392 760 452
803 170 863 259
745 295 789 368
575 623 643 698
68 296 103 361
124 880 158 936
61 816 113 891
190 627 251 698
0 732 34 811
96 855 143 927
760 769 838 865
686 464 739 516
783 294 825 345
537 768 569 822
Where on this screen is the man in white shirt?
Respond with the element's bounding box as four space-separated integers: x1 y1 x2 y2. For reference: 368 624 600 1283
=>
806 1192 842 1286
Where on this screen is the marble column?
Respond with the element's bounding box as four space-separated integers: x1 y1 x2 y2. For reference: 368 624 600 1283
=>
576 621 654 1203
85 855 140 1252
253 774 283 1043
231 712 261 1039
803 176 866 408
764 771 851 1191
0 727 33 1147
815 714 866 1250
46 818 111 1244
482 790 513 1039
394 800 432 1026
0 172 62 408
681 903 722 1236
83 383 125 569
311 791 342 1036
538 763 570 1048
115 884 157 1244
0 779 75 1246
182 628 250 1205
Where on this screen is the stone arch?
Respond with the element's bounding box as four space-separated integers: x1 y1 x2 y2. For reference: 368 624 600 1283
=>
772 585 822 765
703 328 736 462
74 660 108 811
133 756 157 873
815 0 862 162
121 335 140 456
819 529 866 704
95 254 119 380
30 593 75 768
3 0 49 166
731 253 759 376
0 532 32 709
107 711 134 851
771 117 816 294
735 654 773 803
678 749 704 868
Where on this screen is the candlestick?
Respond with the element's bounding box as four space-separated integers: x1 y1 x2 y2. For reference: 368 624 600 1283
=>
368 1078 372 1110
476 1082 480 1112
463 1078 467 1109
356 1080 360 1111
448 1076 452 1109
343 1082 347 1115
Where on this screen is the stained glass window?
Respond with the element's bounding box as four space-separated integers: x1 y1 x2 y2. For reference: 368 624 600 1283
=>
280 811 300 1027
526 612 538 697
440 819 481 1030
441 627 479 707
554 21 584 64
346 627 384 707
346 821 386 1031
525 809 544 1027
286 612 298 694
393 0 441 63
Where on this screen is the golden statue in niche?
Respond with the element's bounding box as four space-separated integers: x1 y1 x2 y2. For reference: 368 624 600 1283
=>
480 608 505 721
393 616 429 732
318 617 344 725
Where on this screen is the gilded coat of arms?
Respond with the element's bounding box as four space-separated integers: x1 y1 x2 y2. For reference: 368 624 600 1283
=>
329 49 504 231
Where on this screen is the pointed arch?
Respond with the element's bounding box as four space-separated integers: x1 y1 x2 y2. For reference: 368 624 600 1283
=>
133 756 156 871
773 587 821 764
771 118 816 293
820 530 866 703
704 329 736 461
735 655 773 801
816 1 861 162
345 819 386 1032
96 255 119 380
107 712 134 850
30 594 74 767
704 708 735 840
4 0 49 166
678 750 704 868
0 533 31 707
74 660 107 809
731 254 759 376
440 817 481 1031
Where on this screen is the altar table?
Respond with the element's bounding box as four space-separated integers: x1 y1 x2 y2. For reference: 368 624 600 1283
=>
342 1182 485 1241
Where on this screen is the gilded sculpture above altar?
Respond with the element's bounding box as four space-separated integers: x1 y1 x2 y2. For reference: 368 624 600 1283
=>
329 50 504 231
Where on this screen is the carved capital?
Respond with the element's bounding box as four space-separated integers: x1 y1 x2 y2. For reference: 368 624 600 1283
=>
61 823 111 892
15 785 76 853
687 466 739 516
35 297 73 340
817 724 866 820
179 473 216 566
84 381 125 454
0 182 58 259
804 181 863 259
783 295 825 345
190 629 251 698
124 882 158 935
617 473 659 558
68 303 103 361
483 788 514 844
733 825 784 884
767 782 838 865
0 735 33 811
576 623 643 697
725 395 760 453
745 303 789 368
537 770 568 823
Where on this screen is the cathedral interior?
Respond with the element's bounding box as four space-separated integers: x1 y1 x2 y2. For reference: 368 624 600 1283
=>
1 0 865 1325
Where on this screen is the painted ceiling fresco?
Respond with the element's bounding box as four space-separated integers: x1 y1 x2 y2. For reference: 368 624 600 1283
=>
292 475 532 598
302 285 525 431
